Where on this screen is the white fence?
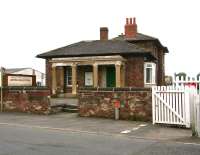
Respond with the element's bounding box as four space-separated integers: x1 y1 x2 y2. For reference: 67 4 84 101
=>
173 75 200 94
152 86 191 128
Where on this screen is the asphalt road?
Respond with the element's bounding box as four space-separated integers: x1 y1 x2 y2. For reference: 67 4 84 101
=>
0 124 200 155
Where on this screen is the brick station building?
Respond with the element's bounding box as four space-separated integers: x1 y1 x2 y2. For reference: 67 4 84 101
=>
36 18 169 120
37 18 168 95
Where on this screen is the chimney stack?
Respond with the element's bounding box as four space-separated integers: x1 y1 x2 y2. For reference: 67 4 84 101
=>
100 27 108 41
125 17 137 38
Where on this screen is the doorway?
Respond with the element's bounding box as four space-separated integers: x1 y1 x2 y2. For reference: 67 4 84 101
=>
106 66 116 87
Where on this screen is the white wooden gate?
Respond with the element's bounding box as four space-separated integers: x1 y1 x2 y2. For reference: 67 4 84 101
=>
152 86 191 128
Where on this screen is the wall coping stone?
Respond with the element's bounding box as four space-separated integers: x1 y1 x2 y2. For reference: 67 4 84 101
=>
78 87 151 92
2 86 49 91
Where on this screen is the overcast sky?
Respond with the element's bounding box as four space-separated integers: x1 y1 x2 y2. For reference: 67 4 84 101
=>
0 0 200 77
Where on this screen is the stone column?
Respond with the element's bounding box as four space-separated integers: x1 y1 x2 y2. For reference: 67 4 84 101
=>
52 66 57 95
72 64 77 95
115 62 121 88
93 63 98 87
60 66 65 93
121 64 125 87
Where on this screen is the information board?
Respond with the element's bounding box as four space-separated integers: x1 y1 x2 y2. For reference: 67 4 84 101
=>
8 76 33 86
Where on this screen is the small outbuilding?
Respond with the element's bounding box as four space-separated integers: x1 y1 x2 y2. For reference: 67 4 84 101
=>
5 68 45 86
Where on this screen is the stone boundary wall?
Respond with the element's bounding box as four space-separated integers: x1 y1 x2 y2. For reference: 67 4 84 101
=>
78 87 152 121
0 87 51 114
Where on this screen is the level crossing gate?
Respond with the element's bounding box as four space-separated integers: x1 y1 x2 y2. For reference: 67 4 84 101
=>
152 86 191 128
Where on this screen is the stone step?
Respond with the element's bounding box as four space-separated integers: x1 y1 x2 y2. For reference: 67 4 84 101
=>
50 97 78 108
62 107 79 113
57 93 77 98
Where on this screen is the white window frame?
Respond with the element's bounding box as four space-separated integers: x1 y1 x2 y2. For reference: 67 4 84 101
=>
85 72 93 86
66 67 72 87
144 62 156 85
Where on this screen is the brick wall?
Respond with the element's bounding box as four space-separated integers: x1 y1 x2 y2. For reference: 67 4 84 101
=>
130 41 165 85
157 48 165 85
78 87 152 121
46 59 52 92
124 56 144 87
1 87 51 114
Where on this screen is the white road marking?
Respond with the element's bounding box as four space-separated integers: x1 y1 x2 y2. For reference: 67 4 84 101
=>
120 130 131 134
183 142 200 146
121 124 148 134
139 124 147 127
132 127 140 131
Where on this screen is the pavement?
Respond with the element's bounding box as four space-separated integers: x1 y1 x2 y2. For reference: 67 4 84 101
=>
0 112 199 144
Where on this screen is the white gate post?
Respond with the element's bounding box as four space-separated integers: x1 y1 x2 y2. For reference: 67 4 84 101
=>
152 86 155 125
197 99 200 136
185 87 191 128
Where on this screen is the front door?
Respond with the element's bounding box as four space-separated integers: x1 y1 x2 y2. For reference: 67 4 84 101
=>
106 66 116 87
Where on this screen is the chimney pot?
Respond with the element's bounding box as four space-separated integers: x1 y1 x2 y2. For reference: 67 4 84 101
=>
133 17 136 24
126 18 129 24
100 27 108 41
124 17 137 38
130 18 132 24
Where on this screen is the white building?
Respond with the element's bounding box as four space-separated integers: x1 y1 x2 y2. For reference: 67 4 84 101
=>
5 68 45 86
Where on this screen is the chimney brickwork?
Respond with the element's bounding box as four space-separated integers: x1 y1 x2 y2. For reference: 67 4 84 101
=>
100 27 108 40
125 17 137 38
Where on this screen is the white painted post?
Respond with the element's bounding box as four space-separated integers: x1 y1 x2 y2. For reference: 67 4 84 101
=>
185 87 191 128
192 95 200 137
152 86 155 125
158 86 161 123
115 108 119 120
178 86 183 124
197 98 200 136
191 95 196 136
163 86 167 123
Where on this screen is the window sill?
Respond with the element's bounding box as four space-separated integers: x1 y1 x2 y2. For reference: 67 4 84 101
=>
144 83 156 87
66 85 72 87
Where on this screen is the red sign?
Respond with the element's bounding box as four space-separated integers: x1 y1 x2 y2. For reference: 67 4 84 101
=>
114 101 120 108
184 82 197 88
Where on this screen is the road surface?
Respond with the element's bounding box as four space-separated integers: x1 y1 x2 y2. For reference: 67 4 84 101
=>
0 124 200 155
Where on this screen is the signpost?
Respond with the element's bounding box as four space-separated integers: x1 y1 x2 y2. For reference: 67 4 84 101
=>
114 100 120 120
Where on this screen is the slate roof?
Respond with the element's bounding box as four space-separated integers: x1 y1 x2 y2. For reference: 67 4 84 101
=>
5 68 30 74
113 33 157 41
5 68 44 74
37 40 156 59
113 33 169 53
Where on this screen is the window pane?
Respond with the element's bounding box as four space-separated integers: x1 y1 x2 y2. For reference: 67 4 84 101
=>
146 68 152 83
66 67 72 86
68 80 72 85
146 64 152 67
